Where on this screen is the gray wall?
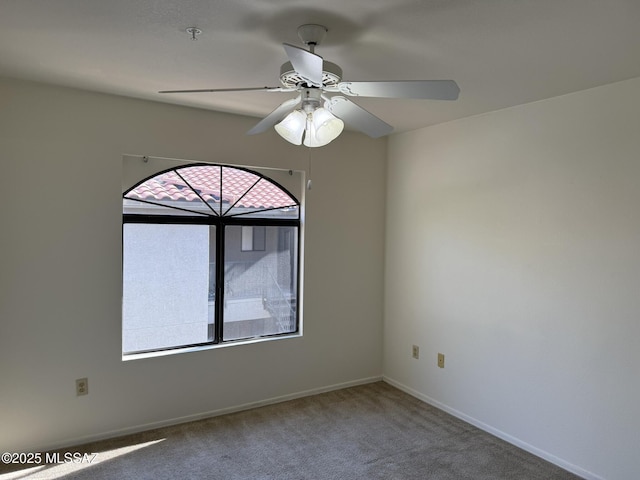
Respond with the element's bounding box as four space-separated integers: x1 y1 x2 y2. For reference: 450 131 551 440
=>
384 77 640 480
0 77 386 451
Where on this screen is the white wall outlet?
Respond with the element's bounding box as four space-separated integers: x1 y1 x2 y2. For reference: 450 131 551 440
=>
76 377 88 396
412 345 420 359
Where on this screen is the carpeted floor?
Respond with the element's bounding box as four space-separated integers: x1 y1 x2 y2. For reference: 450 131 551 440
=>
1 382 581 479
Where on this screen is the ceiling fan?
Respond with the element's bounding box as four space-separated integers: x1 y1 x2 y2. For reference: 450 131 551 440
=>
160 24 460 147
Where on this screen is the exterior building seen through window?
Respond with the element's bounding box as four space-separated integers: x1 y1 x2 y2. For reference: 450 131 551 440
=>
122 164 301 357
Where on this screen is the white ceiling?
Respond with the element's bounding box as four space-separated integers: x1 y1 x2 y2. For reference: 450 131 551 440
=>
1 0 639 134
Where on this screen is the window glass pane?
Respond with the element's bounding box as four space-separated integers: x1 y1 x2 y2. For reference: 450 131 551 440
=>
122 224 215 353
223 225 298 341
224 179 298 218
125 170 217 215
176 165 223 215
208 225 216 341
220 166 261 215
124 165 299 218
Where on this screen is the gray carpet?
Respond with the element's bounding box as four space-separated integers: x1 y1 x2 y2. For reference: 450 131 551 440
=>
1 382 581 479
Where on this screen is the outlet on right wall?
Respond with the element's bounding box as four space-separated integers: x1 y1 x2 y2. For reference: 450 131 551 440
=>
383 77 640 480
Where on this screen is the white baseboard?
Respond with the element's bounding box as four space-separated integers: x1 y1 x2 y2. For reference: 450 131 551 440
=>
34 375 383 453
382 376 604 480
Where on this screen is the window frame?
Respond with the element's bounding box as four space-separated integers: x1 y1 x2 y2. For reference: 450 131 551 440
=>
122 163 302 358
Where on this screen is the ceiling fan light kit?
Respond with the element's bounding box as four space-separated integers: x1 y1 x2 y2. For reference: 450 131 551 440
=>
306 108 344 147
274 110 307 145
274 87 344 147
160 24 459 147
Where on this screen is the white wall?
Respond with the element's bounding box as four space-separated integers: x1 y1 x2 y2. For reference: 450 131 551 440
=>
384 77 640 480
0 77 386 452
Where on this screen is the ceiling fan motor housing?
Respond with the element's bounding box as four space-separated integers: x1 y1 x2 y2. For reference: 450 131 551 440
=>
279 60 342 89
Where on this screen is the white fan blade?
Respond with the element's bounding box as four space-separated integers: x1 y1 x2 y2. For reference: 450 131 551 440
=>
326 96 393 138
159 86 288 94
338 80 460 100
247 96 301 135
283 43 323 87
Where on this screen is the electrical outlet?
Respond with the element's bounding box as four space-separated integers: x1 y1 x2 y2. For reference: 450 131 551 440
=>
412 345 420 359
437 353 445 368
76 378 88 396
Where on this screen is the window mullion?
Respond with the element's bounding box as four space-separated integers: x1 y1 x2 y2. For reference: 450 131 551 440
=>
215 223 225 343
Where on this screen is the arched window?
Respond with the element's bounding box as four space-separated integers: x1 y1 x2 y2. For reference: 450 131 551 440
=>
122 164 300 357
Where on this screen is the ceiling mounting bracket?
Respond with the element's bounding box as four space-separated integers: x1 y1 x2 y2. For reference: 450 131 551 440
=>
297 24 327 53
186 27 202 41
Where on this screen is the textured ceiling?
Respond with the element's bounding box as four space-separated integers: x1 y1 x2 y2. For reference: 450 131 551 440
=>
1 0 639 134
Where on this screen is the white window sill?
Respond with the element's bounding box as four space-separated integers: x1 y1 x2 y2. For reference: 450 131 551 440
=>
122 332 303 361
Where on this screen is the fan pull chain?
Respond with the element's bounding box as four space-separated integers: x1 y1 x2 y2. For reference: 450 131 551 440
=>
307 147 313 190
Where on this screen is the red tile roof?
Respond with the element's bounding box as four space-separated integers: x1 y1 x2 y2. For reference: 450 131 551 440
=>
125 165 297 215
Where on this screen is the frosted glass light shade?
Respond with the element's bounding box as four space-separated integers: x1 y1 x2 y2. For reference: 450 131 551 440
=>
275 110 306 145
303 108 344 147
